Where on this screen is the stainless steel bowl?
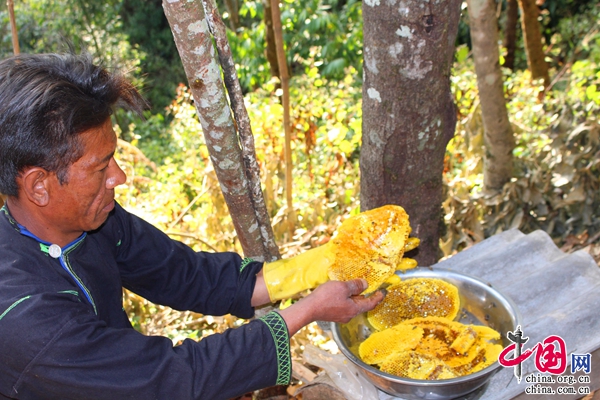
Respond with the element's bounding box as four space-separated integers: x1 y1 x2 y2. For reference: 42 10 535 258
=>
331 267 521 400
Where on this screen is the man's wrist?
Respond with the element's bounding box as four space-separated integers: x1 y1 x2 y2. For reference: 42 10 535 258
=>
277 297 315 336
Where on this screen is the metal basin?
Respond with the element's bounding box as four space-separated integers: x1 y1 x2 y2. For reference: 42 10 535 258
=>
331 267 521 400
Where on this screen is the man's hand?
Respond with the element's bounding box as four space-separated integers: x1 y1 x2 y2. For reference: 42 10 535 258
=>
278 279 385 335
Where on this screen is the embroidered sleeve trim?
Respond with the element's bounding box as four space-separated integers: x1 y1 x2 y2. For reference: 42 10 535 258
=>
258 311 291 385
239 257 255 273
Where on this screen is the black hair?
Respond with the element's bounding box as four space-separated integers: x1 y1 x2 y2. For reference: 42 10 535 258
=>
0 53 148 196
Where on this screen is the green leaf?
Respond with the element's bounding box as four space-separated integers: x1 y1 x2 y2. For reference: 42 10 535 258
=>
585 84 598 102
322 58 347 77
455 45 469 64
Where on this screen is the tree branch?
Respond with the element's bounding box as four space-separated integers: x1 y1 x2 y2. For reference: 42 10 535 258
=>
202 0 281 261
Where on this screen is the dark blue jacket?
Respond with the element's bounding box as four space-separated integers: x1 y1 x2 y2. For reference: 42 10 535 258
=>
0 203 291 399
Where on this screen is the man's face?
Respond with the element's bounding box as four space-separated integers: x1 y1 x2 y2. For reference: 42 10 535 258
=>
47 118 126 237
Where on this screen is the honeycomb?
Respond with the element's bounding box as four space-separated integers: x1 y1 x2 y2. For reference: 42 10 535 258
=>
359 324 424 365
326 205 419 293
380 351 458 380
450 326 477 354
367 279 460 331
444 336 503 375
358 316 503 380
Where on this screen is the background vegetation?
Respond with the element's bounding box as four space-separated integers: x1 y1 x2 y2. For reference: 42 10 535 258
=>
1 0 599 391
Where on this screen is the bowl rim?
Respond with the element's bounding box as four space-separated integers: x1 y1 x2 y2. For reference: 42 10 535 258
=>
331 266 522 387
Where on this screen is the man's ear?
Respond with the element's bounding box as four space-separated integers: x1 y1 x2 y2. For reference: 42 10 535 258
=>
19 167 51 207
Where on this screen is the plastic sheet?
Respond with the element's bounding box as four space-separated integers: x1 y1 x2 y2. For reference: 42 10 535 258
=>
303 344 379 400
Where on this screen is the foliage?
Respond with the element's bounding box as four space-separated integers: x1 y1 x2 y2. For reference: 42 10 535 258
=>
0 0 151 139
245 67 363 245
443 35 600 256
116 66 363 250
227 0 363 91
538 0 598 47
544 2 600 67
119 0 187 112
460 0 598 72
0 0 142 74
0 0 182 114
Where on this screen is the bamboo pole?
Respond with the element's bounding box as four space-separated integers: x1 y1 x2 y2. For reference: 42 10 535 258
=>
7 0 20 54
270 0 295 239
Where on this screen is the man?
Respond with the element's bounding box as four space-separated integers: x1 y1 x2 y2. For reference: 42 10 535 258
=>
0 53 383 400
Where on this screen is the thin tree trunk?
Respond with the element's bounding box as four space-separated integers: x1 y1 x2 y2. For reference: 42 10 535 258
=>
270 0 295 239
503 0 519 70
7 0 20 54
361 0 462 265
163 0 278 261
263 0 280 79
74 0 103 57
468 0 515 193
202 0 281 261
222 0 240 31
517 0 550 85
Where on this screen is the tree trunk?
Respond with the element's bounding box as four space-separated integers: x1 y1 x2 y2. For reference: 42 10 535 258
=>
222 0 240 31
503 0 519 70
163 0 279 261
517 0 550 85
468 0 515 193
263 0 280 79
361 0 462 266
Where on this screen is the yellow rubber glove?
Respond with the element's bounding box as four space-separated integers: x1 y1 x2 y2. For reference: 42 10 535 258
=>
263 205 420 301
397 258 418 271
405 237 420 252
263 243 333 301
396 237 420 271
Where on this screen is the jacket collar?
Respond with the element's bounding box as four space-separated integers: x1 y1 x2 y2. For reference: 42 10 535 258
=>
1 203 86 255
